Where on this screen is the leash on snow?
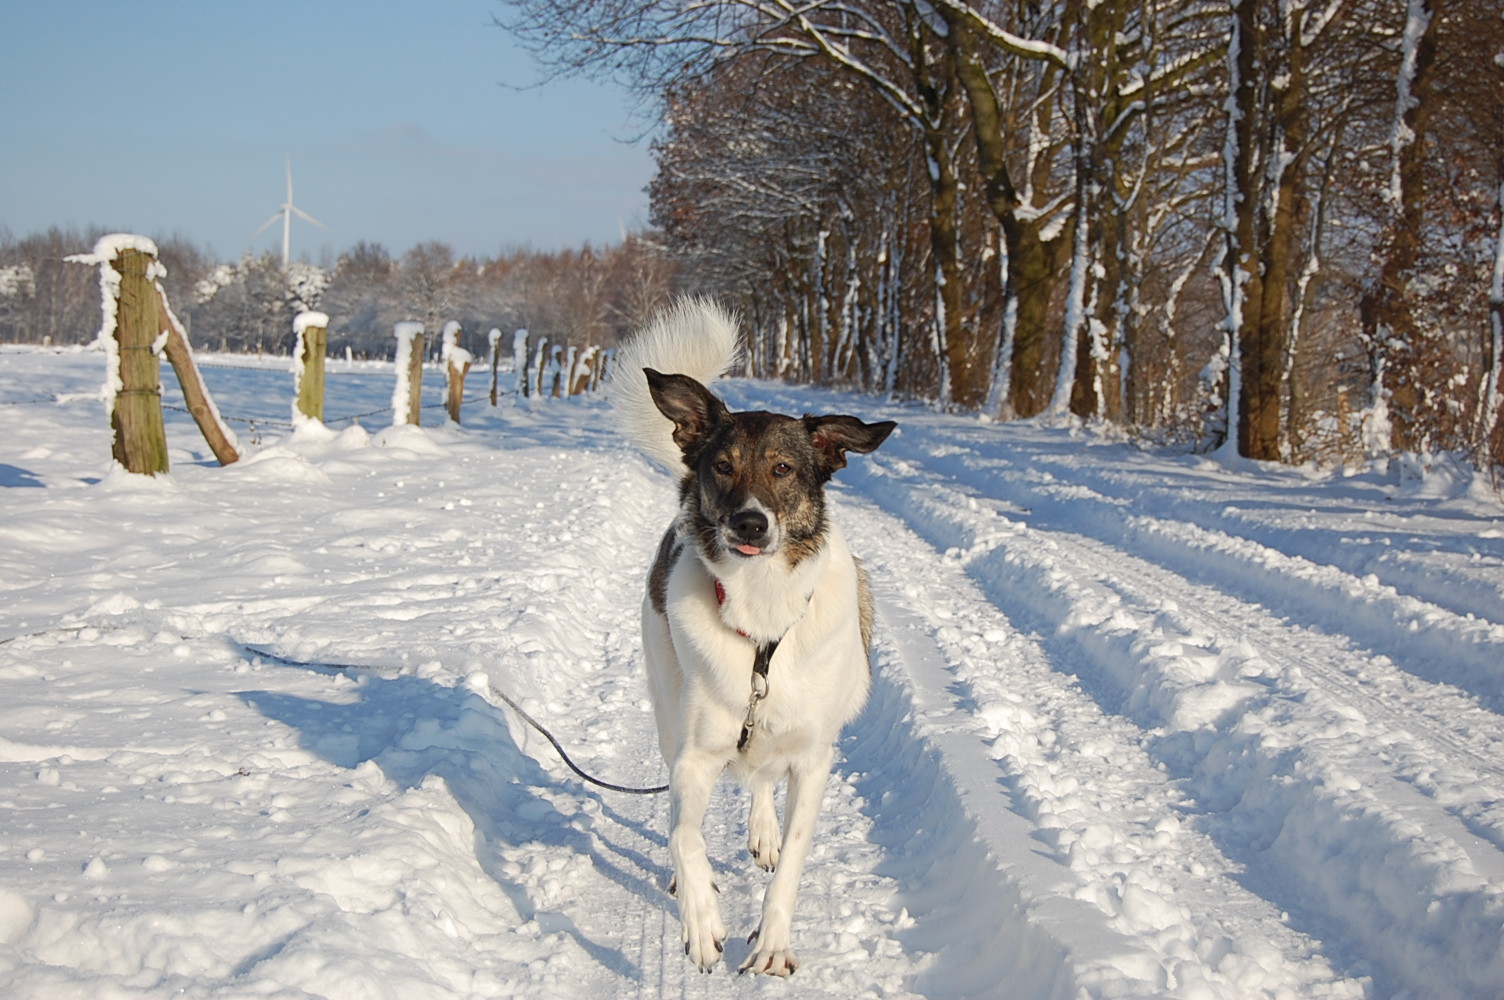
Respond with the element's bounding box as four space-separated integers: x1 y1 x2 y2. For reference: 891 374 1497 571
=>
483 680 669 796
238 643 669 796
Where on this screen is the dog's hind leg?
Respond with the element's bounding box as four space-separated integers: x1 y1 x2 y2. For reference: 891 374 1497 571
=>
669 749 729 971
746 770 783 872
740 746 833 976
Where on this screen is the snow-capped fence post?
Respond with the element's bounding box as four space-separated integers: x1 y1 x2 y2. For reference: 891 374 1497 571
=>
532 336 549 399
564 346 578 396
391 321 425 426
108 244 170 474
513 329 530 398
70 235 239 470
292 311 329 426
440 320 473 425
575 345 601 395
487 327 503 406
548 344 564 398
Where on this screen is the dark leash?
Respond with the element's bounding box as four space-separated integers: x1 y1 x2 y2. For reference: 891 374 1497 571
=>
485 679 669 795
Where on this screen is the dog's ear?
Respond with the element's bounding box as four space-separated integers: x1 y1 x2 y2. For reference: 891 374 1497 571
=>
803 415 897 476
645 369 729 458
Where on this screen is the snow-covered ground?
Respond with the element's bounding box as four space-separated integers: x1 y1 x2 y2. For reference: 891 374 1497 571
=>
1 345 1501 999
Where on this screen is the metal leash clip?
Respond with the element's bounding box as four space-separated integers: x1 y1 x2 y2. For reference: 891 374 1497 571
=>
737 640 778 752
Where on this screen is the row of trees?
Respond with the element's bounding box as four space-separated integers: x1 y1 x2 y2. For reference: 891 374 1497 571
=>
0 225 676 368
505 0 1504 469
4 0 1501 469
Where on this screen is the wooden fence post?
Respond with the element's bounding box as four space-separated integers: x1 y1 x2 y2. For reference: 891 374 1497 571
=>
110 245 170 474
392 321 425 426
69 234 239 470
488 328 503 406
293 311 329 425
532 336 549 399
154 285 239 465
548 344 564 398
513 329 531 398
576 345 600 395
441 320 472 425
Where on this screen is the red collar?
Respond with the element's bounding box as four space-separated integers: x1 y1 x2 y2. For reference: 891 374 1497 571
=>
714 579 751 638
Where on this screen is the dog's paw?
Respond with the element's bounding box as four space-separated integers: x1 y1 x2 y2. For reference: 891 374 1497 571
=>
748 819 781 872
739 927 798 977
676 883 727 972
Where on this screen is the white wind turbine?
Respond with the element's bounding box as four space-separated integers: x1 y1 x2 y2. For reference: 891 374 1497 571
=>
254 155 327 268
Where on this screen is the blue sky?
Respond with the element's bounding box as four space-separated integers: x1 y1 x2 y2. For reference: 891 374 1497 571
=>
0 1 657 263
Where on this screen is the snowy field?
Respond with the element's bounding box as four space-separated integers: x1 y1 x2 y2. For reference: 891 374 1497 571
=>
1 344 1502 1000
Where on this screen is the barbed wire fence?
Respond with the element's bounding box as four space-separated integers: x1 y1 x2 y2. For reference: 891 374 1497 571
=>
3 356 602 449
162 381 500 445
38 239 622 472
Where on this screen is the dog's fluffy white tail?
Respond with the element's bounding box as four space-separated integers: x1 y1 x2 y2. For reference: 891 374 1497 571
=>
613 296 740 471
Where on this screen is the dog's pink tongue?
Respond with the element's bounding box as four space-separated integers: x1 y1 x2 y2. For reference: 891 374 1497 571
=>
736 544 762 556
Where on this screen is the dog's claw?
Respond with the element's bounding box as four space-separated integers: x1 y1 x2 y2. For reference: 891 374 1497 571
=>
739 949 799 977
738 926 799 976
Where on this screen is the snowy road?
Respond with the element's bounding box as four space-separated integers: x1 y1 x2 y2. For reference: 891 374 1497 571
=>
1 348 1502 998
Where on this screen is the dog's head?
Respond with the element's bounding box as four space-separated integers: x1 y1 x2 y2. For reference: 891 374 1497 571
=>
645 368 896 566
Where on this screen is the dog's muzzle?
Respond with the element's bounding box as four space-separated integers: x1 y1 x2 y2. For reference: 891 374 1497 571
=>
726 508 771 556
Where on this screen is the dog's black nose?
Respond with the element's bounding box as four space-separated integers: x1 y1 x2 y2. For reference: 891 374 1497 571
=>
729 509 769 544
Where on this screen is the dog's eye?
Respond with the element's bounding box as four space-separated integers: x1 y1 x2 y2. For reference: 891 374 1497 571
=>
772 462 792 478
714 459 733 475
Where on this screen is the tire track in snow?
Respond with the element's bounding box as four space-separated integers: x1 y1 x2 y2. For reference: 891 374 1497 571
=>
429 447 929 998
880 439 1504 708
870 420 1504 628
835 491 1363 999
846 453 1504 998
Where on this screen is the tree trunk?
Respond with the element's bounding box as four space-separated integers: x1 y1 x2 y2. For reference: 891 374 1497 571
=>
907 7 978 408
1482 177 1504 467
945 11 1065 417
1361 0 1438 454
1221 0 1261 456
1005 220 1069 417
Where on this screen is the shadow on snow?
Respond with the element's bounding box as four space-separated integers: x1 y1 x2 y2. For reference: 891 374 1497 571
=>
236 657 668 979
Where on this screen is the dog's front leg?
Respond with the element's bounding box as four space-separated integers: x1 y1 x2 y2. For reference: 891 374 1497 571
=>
747 770 782 871
740 746 833 976
669 749 728 971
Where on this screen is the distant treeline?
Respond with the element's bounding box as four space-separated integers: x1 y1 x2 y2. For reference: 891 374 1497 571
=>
0 225 677 365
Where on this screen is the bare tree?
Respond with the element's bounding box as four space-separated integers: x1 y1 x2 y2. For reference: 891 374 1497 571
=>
400 241 464 341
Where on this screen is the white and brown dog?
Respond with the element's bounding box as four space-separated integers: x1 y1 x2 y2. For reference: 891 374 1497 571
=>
614 298 895 975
